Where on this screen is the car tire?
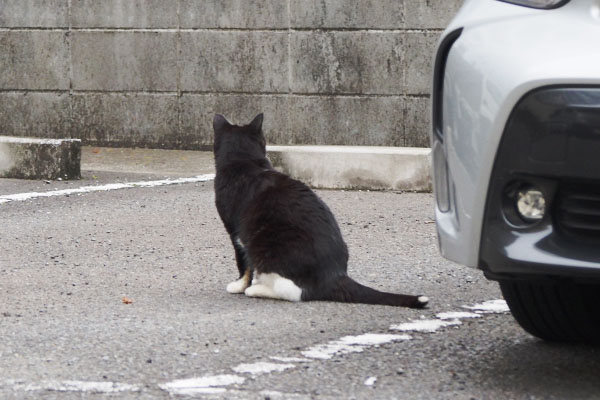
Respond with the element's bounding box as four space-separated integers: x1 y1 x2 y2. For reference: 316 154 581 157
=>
499 279 600 343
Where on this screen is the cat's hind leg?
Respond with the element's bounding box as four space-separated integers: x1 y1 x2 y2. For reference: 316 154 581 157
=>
226 267 253 294
244 273 302 302
226 235 252 294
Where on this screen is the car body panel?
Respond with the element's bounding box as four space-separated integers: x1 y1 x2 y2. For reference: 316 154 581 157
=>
432 0 600 269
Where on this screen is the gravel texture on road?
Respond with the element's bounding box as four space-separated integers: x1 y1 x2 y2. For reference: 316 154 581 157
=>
1 179 599 399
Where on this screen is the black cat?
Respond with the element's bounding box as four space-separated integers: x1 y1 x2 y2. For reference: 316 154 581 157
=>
213 113 428 308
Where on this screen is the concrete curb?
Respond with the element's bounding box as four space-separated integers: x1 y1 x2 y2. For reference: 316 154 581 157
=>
2 143 430 191
268 145 431 191
0 136 81 180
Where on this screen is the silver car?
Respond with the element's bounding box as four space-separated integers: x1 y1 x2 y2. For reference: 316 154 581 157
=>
431 0 600 342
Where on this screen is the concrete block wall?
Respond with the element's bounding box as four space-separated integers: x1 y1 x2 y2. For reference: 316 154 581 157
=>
0 0 463 150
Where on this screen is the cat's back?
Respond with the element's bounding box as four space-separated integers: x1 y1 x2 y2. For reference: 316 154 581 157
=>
241 169 348 280
214 159 273 214
244 170 343 240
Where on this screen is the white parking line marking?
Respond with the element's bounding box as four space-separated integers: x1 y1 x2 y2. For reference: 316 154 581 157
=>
463 299 510 313
0 174 215 204
301 333 412 360
232 361 295 375
5 299 509 397
269 356 311 363
391 299 508 333
436 311 481 320
159 374 245 396
390 319 462 333
157 299 510 396
10 380 140 394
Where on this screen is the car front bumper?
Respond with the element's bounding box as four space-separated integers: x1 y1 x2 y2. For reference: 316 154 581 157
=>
480 87 600 281
431 0 600 276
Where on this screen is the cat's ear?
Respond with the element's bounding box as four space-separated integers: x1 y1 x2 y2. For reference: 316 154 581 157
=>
213 114 231 132
248 113 264 133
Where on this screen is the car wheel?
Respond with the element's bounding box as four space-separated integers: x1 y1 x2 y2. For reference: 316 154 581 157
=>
499 279 600 343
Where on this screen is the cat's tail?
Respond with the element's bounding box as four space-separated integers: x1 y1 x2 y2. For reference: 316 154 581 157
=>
305 275 428 309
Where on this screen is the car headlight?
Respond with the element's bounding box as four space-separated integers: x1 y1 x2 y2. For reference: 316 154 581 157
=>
497 0 570 9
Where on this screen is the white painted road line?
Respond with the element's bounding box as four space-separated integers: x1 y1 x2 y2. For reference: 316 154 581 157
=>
391 299 509 334
159 300 510 397
158 374 245 396
0 174 216 204
390 319 462 333
301 333 413 360
436 311 482 320
269 356 311 363
7 380 140 394
233 361 296 376
3 300 509 398
463 299 510 313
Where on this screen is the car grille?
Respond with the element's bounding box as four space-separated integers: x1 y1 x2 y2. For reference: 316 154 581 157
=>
555 184 600 241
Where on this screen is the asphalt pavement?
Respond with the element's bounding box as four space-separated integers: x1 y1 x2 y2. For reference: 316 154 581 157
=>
1 147 599 399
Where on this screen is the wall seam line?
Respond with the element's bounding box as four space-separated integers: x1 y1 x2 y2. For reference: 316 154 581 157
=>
67 0 74 140
0 28 445 33
0 89 430 98
177 0 182 143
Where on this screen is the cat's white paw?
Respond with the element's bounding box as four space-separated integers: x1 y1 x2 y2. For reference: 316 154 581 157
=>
244 273 302 302
244 284 272 298
417 296 429 305
226 278 249 294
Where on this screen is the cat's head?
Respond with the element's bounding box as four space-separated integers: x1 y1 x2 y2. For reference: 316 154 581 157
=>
213 113 266 163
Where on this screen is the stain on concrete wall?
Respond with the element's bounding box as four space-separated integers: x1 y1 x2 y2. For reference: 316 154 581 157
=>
0 137 81 180
0 0 463 149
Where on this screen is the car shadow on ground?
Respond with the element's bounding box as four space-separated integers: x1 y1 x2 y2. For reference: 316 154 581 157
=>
469 338 600 397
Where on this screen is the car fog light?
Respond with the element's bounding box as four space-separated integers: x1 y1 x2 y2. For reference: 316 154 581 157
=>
516 187 545 221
